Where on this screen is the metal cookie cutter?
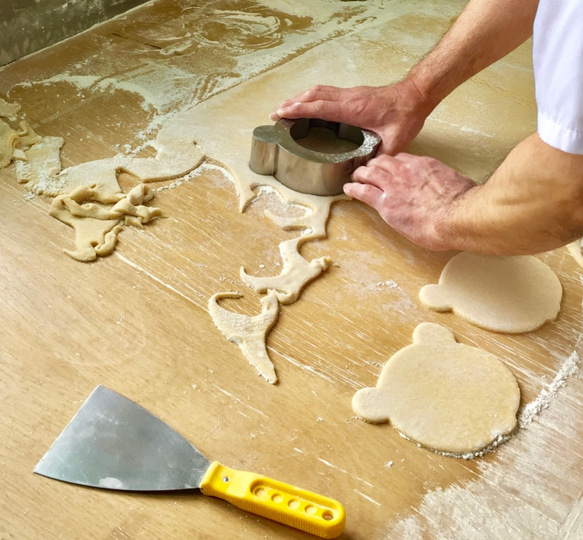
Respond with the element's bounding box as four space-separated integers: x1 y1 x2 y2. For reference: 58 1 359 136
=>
249 118 381 196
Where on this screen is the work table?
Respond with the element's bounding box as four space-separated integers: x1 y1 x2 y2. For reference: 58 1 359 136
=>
1 1 582 538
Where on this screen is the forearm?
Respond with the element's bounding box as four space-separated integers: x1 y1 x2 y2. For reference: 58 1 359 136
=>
437 134 583 255
407 0 539 110
271 0 539 156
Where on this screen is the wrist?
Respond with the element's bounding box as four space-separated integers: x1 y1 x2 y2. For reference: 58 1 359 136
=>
402 68 443 116
423 184 479 252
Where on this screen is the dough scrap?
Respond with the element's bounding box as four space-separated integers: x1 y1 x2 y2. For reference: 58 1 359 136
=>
240 237 332 304
122 132 203 183
208 290 280 384
0 97 202 263
14 136 65 195
56 129 204 196
419 253 562 333
352 322 520 456
16 120 43 148
0 97 21 119
0 119 18 168
190 118 342 382
0 99 44 170
49 183 162 262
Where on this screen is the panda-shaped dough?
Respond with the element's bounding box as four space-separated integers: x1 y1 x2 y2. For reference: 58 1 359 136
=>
352 323 520 456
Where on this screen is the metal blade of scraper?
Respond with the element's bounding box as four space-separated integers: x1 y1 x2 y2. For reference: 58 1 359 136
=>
34 385 207 491
34 386 346 539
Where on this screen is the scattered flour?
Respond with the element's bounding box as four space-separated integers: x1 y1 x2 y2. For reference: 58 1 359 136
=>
518 349 580 428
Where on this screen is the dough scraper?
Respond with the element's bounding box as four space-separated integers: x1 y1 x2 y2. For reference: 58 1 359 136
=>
34 385 346 538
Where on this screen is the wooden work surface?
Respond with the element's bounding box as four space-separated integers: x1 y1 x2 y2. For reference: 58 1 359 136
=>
1 1 582 538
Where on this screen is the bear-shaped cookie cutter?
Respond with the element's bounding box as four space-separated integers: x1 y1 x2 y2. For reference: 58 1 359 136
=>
249 118 381 196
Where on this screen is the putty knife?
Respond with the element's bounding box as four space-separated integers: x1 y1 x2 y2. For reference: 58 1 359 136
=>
34 386 345 538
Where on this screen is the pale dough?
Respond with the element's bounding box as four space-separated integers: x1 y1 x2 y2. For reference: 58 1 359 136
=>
3 96 203 261
419 253 562 333
16 120 42 148
352 322 521 456
49 184 162 262
240 236 332 304
0 96 49 170
208 289 280 384
169 102 344 381
0 96 21 118
15 136 64 194
0 119 18 168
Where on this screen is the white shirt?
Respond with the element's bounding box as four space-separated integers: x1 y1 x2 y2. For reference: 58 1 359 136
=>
533 0 583 154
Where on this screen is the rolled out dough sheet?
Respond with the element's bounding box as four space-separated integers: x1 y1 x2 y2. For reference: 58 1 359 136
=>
352 322 521 457
419 253 562 333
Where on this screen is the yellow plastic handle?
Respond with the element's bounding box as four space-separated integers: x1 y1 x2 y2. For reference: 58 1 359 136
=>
199 461 346 538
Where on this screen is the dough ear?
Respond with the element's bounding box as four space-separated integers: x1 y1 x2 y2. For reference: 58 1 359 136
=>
412 322 456 346
352 387 391 424
418 283 453 311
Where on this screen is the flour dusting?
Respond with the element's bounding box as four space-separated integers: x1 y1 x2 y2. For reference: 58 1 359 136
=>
518 349 580 428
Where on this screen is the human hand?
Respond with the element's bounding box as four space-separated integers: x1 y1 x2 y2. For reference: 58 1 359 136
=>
269 80 432 155
345 153 477 250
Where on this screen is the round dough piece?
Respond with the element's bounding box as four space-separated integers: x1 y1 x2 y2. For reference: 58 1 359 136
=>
419 253 562 333
352 323 520 456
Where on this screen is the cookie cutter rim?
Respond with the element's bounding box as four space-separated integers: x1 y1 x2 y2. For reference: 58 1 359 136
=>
249 118 381 196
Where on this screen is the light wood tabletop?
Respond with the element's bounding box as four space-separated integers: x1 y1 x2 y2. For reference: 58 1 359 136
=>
1 1 581 539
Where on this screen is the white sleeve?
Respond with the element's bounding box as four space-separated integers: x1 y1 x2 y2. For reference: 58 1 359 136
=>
533 0 583 154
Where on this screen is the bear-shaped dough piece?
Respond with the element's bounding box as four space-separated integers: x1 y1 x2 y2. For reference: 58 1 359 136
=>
419 253 562 333
352 323 520 456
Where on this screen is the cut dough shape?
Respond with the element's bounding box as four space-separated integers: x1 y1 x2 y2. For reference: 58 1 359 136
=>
208 290 280 384
419 253 562 333
352 322 520 456
240 237 332 304
49 184 162 262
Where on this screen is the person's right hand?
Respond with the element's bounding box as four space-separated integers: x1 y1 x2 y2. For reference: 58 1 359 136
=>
269 79 433 155
344 152 477 251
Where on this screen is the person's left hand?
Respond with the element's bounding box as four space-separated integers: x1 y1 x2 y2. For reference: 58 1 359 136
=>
269 82 432 156
345 153 477 250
